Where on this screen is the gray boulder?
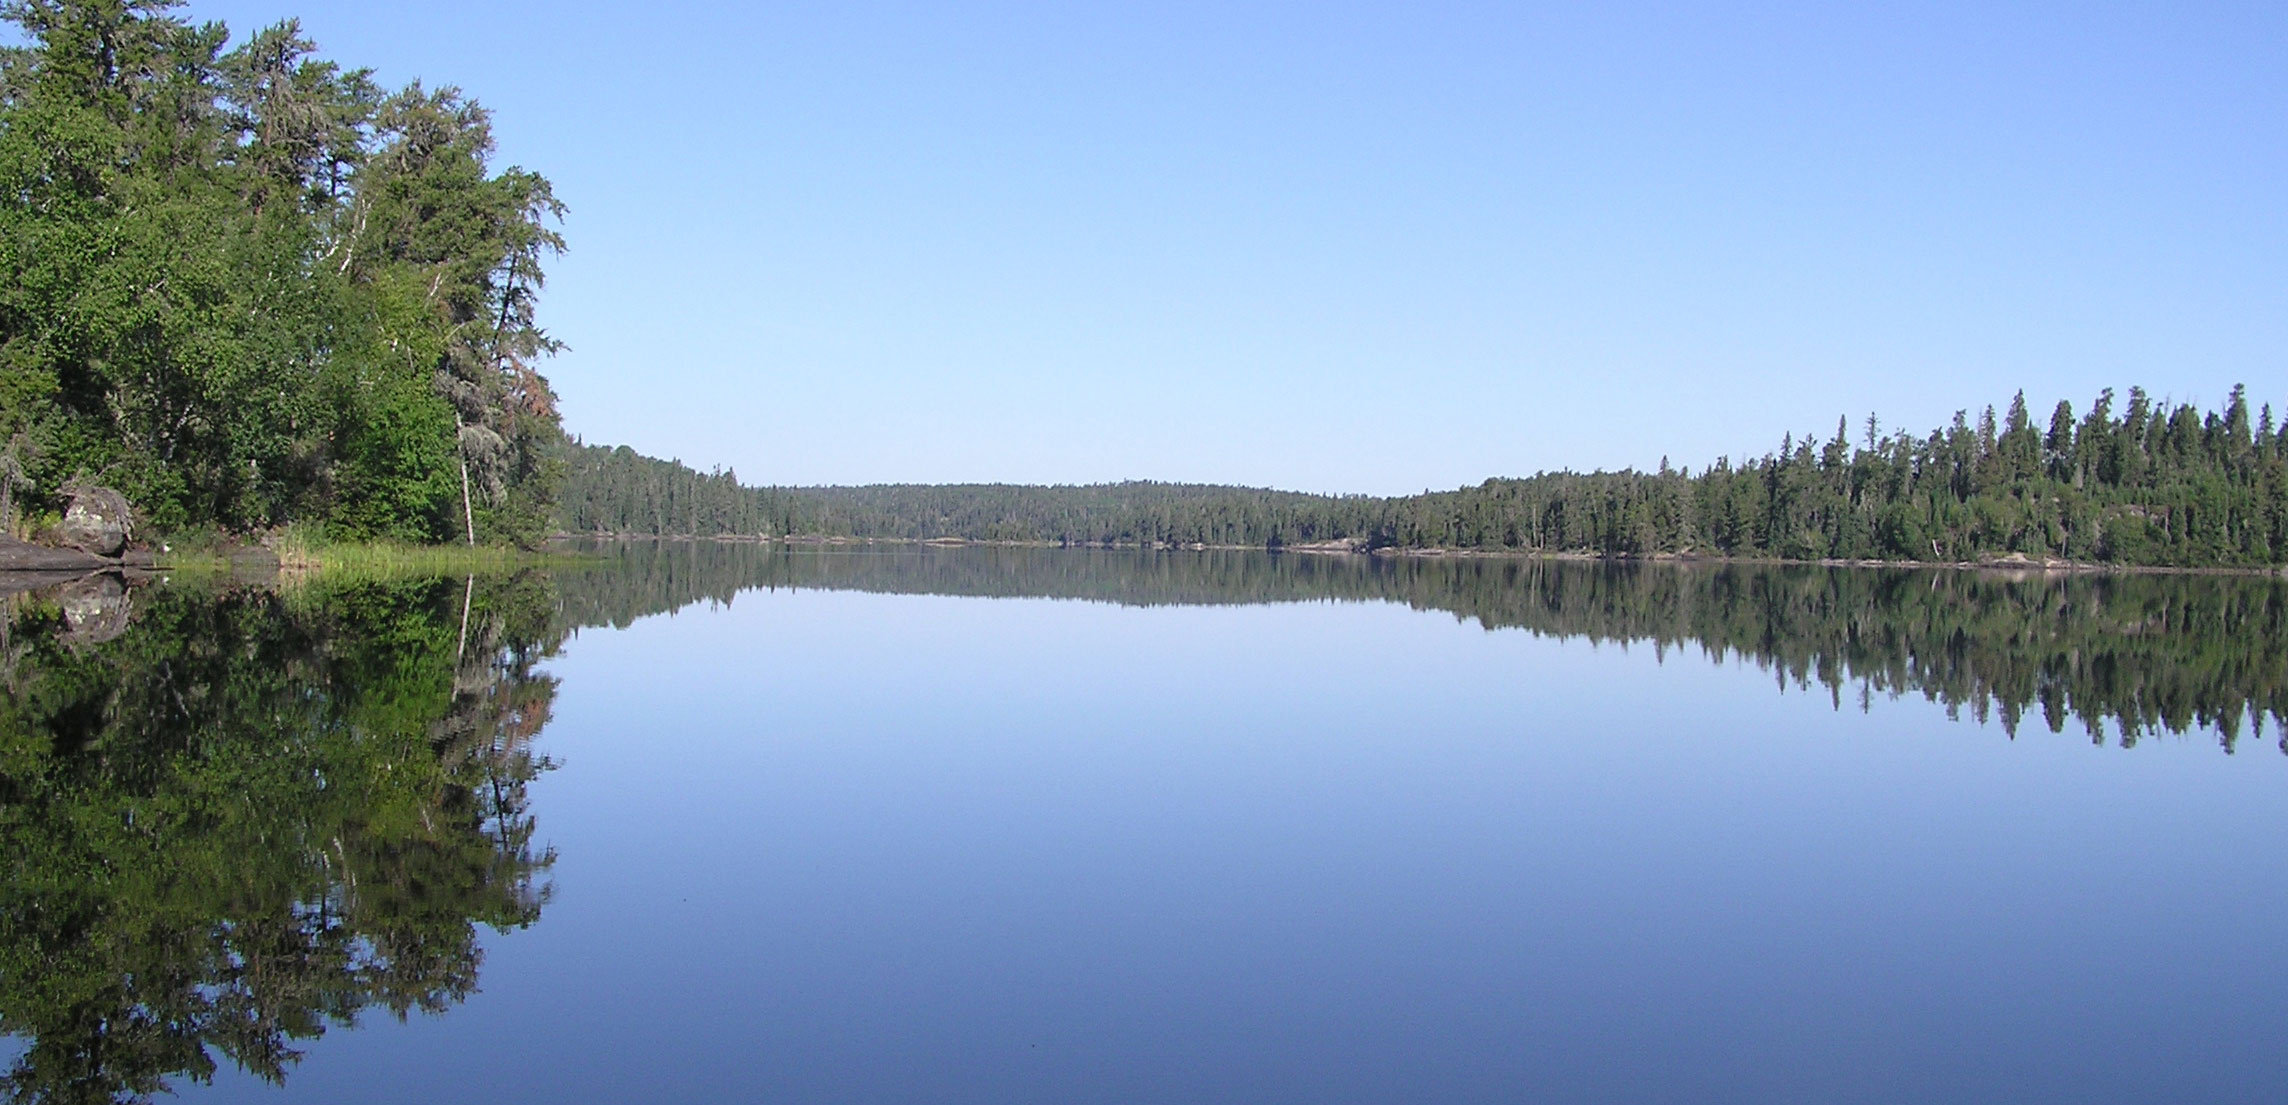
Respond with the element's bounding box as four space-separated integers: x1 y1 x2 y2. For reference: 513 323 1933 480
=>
56 486 132 557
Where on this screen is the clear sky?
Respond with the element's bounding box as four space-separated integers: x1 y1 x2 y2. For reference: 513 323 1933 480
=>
181 1 2283 494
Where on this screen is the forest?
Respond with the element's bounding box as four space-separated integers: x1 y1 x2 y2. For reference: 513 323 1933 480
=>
0 0 565 545
562 385 2288 568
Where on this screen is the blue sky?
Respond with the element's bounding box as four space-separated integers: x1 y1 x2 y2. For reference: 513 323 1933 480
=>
180 1 2283 494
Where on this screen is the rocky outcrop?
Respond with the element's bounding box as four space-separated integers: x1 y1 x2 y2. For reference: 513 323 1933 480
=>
0 536 108 572
0 486 144 573
56 486 132 557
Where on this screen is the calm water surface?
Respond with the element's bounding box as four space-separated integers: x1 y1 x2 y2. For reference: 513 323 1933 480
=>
5 546 2287 1103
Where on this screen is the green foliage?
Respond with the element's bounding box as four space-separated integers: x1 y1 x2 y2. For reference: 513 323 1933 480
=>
328 370 458 540
562 385 2288 569
0 0 565 544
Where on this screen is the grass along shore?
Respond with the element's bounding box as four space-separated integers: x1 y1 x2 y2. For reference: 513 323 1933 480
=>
145 528 586 580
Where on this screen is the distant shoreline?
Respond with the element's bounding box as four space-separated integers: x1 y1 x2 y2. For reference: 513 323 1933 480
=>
552 532 2288 579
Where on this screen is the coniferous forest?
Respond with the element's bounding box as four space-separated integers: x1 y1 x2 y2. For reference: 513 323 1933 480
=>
563 385 2288 569
0 1 565 543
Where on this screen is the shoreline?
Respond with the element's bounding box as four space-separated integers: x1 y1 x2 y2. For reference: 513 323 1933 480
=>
554 532 2288 579
149 538 584 582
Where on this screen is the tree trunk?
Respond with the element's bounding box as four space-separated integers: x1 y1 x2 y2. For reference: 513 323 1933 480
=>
458 445 478 548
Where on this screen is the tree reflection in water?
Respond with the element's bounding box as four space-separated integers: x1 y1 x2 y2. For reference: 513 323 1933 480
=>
0 574 559 1104
561 541 2288 751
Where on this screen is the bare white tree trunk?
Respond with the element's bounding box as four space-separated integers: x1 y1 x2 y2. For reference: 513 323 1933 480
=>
457 427 478 548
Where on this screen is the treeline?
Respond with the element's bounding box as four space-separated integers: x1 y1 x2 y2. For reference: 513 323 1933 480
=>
562 385 2288 568
1406 385 2288 567
559 443 813 539
559 442 1351 545
552 541 2288 750
0 1 565 543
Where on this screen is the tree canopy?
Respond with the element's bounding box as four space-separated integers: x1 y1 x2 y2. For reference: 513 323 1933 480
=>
0 0 565 544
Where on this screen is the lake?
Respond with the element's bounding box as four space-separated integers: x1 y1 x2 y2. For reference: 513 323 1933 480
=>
5 545 2287 1103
